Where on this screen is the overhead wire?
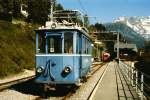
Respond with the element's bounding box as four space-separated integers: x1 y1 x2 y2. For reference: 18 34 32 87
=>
77 0 102 24
77 0 87 15
64 0 102 25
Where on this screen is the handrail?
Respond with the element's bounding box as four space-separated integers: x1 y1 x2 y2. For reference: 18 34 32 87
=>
124 61 150 79
119 61 150 100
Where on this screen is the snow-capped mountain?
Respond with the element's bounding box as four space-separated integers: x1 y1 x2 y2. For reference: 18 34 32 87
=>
114 16 150 40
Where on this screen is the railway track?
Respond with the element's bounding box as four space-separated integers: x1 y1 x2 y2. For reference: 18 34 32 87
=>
0 75 35 92
91 62 105 75
0 62 109 100
34 62 109 100
61 62 107 100
87 62 109 100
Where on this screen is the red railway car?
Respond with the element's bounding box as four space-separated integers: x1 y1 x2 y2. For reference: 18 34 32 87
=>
102 52 110 62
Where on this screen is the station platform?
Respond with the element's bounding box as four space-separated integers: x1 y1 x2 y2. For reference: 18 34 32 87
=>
92 61 139 100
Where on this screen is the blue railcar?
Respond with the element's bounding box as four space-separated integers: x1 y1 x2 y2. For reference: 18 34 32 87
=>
35 23 92 86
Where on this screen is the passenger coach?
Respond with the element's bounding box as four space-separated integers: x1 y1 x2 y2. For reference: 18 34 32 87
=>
35 22 92 86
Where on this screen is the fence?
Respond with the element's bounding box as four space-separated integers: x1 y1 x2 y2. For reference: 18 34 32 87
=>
119 61 150 100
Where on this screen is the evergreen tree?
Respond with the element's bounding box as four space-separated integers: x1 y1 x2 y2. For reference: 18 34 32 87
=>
94 23 106 32
0 0 13 21
12 0 21 18
55 3 63 11
27 0 50 24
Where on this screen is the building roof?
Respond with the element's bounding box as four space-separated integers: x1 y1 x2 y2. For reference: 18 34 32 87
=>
114 42 137 52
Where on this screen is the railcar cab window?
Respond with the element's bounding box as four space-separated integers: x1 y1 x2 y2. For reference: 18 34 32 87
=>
37 31 74 54
64 32 73 54
38 32 46 53
37 32 62 54
47 35 62 53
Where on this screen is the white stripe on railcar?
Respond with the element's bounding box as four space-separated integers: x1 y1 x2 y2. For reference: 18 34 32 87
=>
36 54 91 56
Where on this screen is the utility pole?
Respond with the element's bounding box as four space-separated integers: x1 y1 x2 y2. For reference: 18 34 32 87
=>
50 0 54 21
117 31 120 61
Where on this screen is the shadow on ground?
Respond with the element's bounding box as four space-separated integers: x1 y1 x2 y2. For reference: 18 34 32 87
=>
9 79 74 97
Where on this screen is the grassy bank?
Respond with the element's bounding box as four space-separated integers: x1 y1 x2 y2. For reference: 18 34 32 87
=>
0 20 37 78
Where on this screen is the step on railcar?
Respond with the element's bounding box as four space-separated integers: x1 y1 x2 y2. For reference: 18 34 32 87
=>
35 22 92 87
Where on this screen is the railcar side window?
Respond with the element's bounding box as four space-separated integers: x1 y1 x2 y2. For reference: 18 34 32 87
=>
84 38 87 54
76 33 80 54
88 40 91 54
83 37 87 54
85 39 88 54
64 32 73 53
82 37 86 54
38 33 46 53
82 36 90 54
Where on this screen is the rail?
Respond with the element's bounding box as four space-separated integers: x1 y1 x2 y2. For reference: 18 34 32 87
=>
119 61 150 100
61 62 107 100
88 62 109 100
0 75 35 91
91 62 105 74
34 62 107 99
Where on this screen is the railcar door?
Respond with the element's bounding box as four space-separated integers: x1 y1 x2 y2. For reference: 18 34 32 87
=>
44 32 64 82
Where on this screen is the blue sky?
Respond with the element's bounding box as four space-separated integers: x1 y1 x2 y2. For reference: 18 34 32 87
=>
57 0 150 23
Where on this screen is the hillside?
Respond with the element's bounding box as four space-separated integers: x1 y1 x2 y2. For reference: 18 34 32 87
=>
104 22 145 48
0 20 36 78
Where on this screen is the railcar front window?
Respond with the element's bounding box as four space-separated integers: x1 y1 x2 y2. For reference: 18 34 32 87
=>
47 36 62 53
49 38 54 52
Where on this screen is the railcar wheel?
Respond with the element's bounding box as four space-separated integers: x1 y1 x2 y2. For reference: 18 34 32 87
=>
82 76 88 82
41 84 48 98
87 73 92 77
75 79 82 87
55 85 66 91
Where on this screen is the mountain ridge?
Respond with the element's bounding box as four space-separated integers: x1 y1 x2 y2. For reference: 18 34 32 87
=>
114 16 150 40
104 22 145 48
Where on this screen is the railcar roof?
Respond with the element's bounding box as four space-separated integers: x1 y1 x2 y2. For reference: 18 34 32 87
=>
35 28 92 41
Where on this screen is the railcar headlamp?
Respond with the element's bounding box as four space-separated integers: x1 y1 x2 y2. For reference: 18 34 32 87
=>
61 66 72 77
36 66 44 73
64 66 72 73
